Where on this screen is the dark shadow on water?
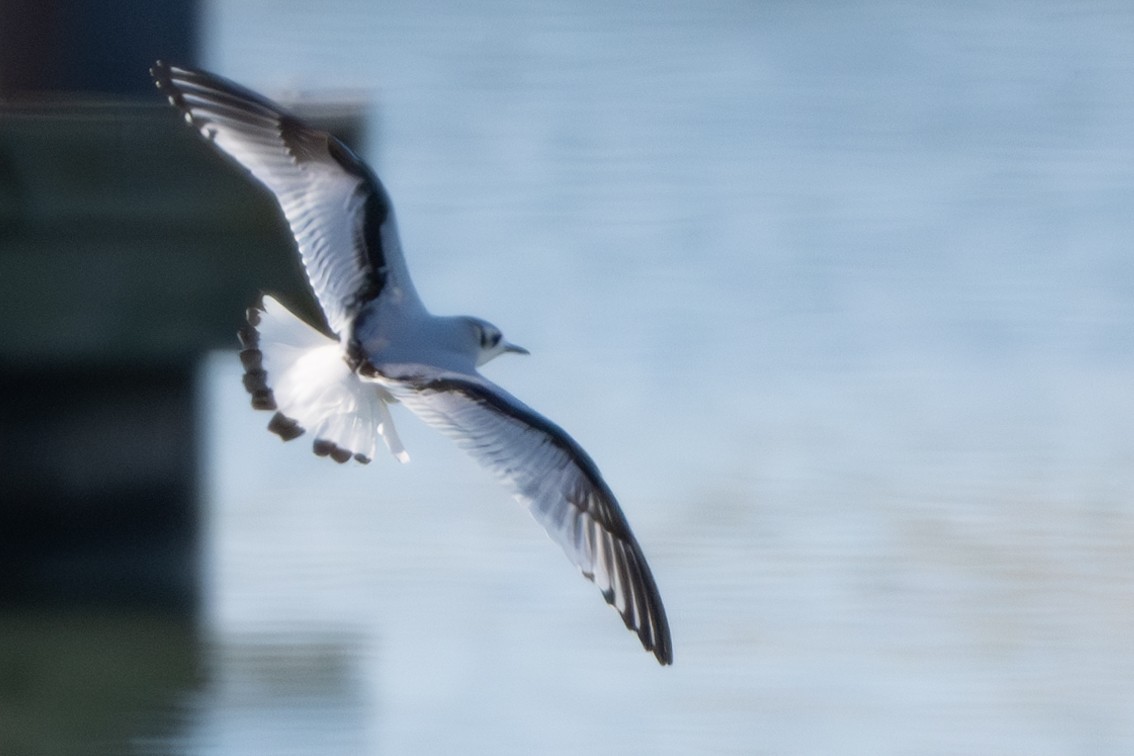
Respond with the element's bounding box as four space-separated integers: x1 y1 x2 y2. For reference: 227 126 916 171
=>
0 609 203 755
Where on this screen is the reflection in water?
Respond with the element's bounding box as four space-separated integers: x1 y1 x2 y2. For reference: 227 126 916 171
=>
165 633 373 754
0 611 199 755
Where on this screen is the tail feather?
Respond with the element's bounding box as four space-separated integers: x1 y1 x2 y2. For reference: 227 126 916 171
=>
239 295 409 464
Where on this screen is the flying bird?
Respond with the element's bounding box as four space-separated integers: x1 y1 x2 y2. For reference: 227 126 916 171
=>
151 61 672 665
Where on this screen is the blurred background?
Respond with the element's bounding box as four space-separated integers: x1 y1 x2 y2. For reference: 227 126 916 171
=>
2 0 1133 753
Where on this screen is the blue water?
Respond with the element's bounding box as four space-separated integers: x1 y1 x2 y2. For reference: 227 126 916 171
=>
174 1 1134 753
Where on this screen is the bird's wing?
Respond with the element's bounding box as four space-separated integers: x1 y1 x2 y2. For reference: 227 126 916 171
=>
369 364 673 665
151 61 418 336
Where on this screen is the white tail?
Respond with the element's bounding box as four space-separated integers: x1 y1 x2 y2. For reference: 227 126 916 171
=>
239 295 409 464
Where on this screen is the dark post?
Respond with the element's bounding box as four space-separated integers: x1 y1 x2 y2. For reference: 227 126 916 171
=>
0 4 366 749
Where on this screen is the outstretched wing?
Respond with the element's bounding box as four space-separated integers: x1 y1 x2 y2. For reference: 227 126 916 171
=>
151 60 418 336
371 365 673 665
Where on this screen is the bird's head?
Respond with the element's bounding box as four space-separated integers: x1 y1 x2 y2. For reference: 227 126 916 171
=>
466 317 529 366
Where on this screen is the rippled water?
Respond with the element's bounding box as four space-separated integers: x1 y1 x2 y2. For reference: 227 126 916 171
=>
152 1 1134 753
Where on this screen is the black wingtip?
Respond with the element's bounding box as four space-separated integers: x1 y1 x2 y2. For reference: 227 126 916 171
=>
644 575 674 666
150 59 198 129
150 59 173 90
636 595 675 666
653 627 674 666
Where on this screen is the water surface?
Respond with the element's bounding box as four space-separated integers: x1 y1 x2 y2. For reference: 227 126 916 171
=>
162 2 1134 753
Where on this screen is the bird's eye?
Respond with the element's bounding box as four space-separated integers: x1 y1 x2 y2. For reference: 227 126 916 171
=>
479 328 501 349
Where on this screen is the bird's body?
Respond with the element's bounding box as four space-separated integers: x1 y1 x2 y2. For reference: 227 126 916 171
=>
152 61 672 664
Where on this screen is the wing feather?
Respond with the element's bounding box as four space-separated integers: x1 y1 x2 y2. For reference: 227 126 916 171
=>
151 60 407 336
373 366 673 665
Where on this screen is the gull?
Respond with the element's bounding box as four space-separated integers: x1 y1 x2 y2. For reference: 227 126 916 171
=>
151 61 672 665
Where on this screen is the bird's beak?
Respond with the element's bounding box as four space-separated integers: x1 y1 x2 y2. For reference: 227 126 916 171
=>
504 342 530 356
